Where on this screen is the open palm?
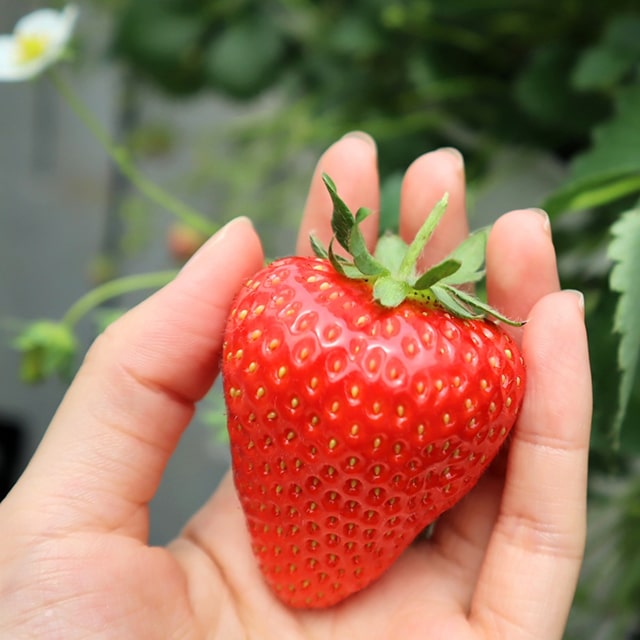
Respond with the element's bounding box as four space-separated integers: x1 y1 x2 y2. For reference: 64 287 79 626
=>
0 136 591 640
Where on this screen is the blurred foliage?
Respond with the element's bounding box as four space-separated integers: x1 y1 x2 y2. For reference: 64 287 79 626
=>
103 0 629 172
12 321 77 383
8 0 640 634
89 0 640 449
568 470 640 639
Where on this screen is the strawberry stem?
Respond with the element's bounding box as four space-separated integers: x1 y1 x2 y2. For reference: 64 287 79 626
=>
313 174 524 326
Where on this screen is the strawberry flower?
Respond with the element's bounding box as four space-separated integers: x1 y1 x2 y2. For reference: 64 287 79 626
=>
0 5 78 82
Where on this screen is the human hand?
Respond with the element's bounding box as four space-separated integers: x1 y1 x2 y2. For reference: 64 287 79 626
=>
0 134 592 640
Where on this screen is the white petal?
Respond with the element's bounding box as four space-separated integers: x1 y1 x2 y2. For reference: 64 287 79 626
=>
0 36 43 81
16 5 77 48
16 8 67 35
16 10 61 33
54 5 79 46
0 5 79 82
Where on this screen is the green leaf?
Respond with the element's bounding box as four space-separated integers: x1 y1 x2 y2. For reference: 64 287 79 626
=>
601 15 640 56
573 14 640 91
351 245 387 276
354 207 371 225
373 276 410 308
397 193 448 280
515 43 603 134
414 259 461 290
608 206 640 445
323 173 355 252
439 285 525 326
349 209 386 276
440 226 489 285
204 17 286 99
326 13 380 58
431 287 482 320
327 240 364 280
374 233 408 274
112 4 205 95
547 175 640 214
569 86 640 181
310 234 328 259
322 175 385 276
572 46 635 91
327 240 351 278
545 86 640 214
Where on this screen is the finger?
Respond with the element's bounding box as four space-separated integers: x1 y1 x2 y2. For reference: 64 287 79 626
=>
399 147 468 268
425 210 561 608
486 208 559 324
14 217 264 538
471 290 591 639
295 131 379 257
423 470 503 609
176 473 286 619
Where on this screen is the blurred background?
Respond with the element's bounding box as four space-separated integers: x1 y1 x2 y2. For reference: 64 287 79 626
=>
1 1 639 637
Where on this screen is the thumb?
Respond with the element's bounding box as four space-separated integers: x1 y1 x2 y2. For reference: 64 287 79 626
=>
7 217 263 539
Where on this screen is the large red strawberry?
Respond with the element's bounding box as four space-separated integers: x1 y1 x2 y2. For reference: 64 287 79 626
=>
221 175 525 608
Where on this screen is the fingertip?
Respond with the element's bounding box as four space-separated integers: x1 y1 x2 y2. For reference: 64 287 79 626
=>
490 206 552 241
296 133 379 256
399 147 467 265
564 289 585 317
525 289 587 337
319 132 379 205
180 216 263 280
434 146 465 170
340 130 377 150
401 148 465 205
528 208 552 236
486 208 560 322
522 289 592 430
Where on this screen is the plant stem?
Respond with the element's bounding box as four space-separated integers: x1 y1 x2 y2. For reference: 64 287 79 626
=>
62 270 177 328
48 69 218 237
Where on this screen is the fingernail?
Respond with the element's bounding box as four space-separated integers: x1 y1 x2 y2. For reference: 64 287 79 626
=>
566 289 585 316
181 217 253 273
437 146 464 168
529 207 551 235
341 130 376 148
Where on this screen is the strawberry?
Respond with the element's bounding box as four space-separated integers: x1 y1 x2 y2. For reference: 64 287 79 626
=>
221 175 525 608
166 223 207 263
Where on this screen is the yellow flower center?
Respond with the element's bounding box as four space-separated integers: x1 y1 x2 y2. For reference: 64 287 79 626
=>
16 33 50 64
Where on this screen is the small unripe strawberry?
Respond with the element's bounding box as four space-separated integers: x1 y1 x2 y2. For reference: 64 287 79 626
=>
166 223 207 262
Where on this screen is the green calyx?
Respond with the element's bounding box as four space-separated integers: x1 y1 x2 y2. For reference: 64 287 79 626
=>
310 174 523 326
